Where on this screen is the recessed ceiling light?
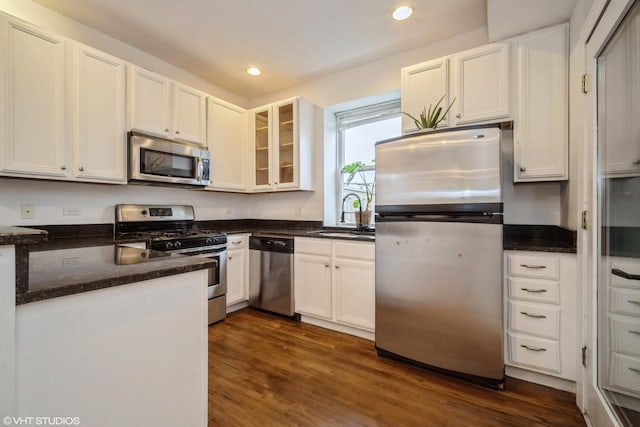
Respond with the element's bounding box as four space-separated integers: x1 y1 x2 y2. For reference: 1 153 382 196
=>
247 67 261 76
392 5 413 21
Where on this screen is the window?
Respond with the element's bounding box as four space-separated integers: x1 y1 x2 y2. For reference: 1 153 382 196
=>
336 99 401 226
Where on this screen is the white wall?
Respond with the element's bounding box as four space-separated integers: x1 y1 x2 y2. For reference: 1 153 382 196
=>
0 246 15 417
0 179 251 225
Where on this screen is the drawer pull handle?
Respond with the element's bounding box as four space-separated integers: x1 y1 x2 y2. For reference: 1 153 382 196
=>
612 268 640 281
520 344 547 352
520 264 547 269
629 330 640 336
520 311 547 319
521 288 547 293
231 241 242 245
629 367 640 374
628 300 640 306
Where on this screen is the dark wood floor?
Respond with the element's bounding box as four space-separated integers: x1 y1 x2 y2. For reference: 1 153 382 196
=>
208 309 586 426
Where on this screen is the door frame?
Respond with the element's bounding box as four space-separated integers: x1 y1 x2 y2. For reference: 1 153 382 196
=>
579 0 638 425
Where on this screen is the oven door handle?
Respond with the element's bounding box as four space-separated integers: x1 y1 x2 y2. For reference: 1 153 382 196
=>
197 157 203 181
168 246 227 256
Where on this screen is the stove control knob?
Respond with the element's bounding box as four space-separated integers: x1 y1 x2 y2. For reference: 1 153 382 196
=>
205 238 213 245
141 210 147 216
174 241 182 248
165 242 174 250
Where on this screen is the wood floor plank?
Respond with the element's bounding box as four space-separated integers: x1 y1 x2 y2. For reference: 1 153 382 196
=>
208 309 586 426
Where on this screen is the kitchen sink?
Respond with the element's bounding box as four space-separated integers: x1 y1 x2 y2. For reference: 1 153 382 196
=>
306 230 375 240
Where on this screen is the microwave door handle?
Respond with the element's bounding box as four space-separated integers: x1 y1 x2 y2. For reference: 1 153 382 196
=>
197 157 203 181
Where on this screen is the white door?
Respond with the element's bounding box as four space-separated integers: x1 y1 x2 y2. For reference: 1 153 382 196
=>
172 82 206 145
207 98 247 191
582 0 640 425
1 17 68 177
272 99 298 190
452 43 510 125
293 253 332 319
400 58 450 133
127 66 171 138
72 43 126 183
226 247 247 306
333 257 375 331
250 106 273 191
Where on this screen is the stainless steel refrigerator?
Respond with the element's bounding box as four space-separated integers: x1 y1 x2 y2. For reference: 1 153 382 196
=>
375 124 504 387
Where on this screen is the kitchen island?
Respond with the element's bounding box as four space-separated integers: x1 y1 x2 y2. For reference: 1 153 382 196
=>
2 227 213 427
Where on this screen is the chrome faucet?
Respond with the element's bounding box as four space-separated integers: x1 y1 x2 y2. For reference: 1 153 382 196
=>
341 192 364 229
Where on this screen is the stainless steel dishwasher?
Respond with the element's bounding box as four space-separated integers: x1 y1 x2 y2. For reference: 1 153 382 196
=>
249 235 294 316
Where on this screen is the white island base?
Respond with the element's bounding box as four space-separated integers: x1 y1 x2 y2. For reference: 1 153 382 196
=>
14 270 208 427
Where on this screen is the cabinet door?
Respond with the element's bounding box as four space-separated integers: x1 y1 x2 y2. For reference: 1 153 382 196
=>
333 257 375 331
127 66 171 138
273 99 298 189
250 107 272 191
172 82 206 145
207 98 247 191
514 24 568 182
226 247 247 306
294 253 332 319
599 13 640 176
1 18 68 177
452 43 510 125
72 43 126 183
400 58 450 133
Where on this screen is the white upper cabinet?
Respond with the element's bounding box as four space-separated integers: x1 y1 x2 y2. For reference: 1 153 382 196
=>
400 43 509 134
206 97 248 192
513 24 568 182
128 65 206 145
0 16 68 178
249 96 314 192
0 16 126 184
171 82 207 144
400 57 450 133
71 43 126 183
599 12 640 177
451 43 511 126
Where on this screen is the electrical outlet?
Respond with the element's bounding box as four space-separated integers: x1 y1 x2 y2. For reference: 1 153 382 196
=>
224 208 233 216
295 207 302 218
63 207 81 216
20 204 34 219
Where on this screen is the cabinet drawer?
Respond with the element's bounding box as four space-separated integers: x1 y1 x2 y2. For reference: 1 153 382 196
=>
610 260 640 289
608 352 640 395
507 333 560 373
227 235 248 249
294 237 332 256
507 254 559 280
507 277 560 304
508 301 560 339
610 287 640 317
610 316 640 356
334 241 374 261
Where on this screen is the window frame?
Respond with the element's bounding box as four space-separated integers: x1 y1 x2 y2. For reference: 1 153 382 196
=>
335 99 401 225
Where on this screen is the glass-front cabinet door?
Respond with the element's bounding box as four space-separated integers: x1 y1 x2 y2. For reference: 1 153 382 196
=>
597 1 640 425
253 108 270 188
275 100 297 188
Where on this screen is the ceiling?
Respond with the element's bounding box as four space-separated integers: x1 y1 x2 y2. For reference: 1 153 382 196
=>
32 0 575 100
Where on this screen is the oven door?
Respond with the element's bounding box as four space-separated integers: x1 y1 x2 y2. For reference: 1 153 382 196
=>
187 249 227 299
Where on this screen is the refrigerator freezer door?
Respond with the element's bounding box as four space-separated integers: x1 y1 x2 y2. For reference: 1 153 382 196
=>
375 220 504 381
376 126 501 209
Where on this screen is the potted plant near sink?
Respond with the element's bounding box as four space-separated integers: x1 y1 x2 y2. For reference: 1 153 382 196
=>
341 161 374 228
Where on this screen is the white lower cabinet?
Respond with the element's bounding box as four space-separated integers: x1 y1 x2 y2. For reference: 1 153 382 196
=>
603 257 640 399
294 237 375 339
226 234 249 311
504 251 576 390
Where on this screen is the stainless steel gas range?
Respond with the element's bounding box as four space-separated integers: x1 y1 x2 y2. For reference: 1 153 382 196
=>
115 204 227 324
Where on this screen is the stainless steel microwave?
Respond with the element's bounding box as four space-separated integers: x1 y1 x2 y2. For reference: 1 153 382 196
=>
128 132 211 187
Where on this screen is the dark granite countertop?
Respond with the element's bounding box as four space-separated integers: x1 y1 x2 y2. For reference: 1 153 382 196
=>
0 226 47 245
17 244 214 305
503 225 577 253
